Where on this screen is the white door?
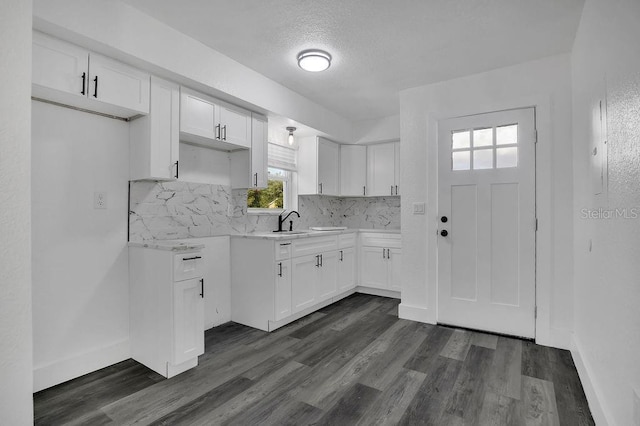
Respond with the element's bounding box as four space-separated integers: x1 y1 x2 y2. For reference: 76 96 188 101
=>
367 142 396 196
437 108 536 338
274 260 292 321
388 248 403 292
318 138 340 195
337 248 356 291
218 103 251 148
316 251 338 300
251 114 268 188
291 254 318 313
360 246 388 289
180 88 217 140
89 53 150 114
173 277 204 365
148 76 179 180
340 145 367 196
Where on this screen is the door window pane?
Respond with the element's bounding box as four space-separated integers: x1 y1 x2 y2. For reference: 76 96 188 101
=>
452 151 470 170
496 147 518 168
473 128 493 147
452 130 471 149
473 149 493 169
496 124 518 145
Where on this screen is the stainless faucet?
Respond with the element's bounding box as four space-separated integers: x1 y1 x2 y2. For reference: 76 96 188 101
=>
276 210 300 232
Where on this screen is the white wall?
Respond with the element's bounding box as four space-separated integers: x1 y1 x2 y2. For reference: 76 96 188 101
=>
352 115 401 144
31 102 130 391
0 1 34 423
32 0 353 143
571 1 640 424
398 54 574 348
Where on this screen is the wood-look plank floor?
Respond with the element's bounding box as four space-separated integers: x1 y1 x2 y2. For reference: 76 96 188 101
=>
34 294 594 425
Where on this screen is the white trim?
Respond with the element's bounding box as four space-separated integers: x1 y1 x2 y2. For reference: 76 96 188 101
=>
355 286 400 299
33 338 130 392
571 335 613 426
398 303 437 324
535 326 573 350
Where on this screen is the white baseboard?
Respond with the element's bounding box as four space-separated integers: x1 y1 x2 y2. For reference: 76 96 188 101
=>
536 326 573 350
571 335 613 426
355 286 400 299
398 303 436 324
33 339 130 392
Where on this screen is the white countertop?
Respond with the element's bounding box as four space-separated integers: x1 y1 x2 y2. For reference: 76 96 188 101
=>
128 240 205 251
230 228 399 241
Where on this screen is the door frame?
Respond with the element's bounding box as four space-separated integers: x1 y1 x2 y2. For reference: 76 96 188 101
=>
435 107 537 339
423 94 559 347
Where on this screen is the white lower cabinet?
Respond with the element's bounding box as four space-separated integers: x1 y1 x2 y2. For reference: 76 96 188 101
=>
129 246 205 378
231 233 356 331
337 247 356 292
359 233 402 292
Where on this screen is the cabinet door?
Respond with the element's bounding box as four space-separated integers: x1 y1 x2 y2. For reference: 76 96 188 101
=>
388 248 403 292
317 251 338 301
291 254 318 313
360 247 388 289
218 103 251 149
367 143 396 196
340 145 367 196
275 260 292 321
173 278 204 365
394 143 401 195
318 138 340 195
130 76 179 181
251 114 268 188
32 32 88 99
180 88 217 140
89 53 150 114
337 247 356 292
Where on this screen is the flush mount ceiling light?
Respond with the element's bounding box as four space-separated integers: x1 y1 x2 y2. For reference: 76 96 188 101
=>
286 126 296 145
297 49 332 72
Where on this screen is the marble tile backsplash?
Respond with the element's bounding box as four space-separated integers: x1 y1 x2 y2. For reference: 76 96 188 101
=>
129 181 400 241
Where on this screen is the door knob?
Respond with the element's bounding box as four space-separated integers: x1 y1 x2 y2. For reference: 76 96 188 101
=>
441 216 448 223
440 230 448 237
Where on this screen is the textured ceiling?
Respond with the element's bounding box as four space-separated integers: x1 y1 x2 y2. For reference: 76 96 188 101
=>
122 0 584 121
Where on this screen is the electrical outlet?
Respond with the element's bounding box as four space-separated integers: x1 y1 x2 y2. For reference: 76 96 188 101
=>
413 202 425 215
94 191 107 209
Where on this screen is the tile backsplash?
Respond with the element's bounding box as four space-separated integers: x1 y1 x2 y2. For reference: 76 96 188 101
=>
129 181 400 242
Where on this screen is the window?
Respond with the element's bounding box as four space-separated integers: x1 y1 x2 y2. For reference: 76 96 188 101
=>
451 124 519 171
247 143 297 212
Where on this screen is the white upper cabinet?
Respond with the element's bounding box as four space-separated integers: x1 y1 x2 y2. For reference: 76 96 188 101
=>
340 145 367 196
180 87 251 151
32 32 150 117
298 136 340 195
367 141 401 196
230 113 268 189
130 76 180 181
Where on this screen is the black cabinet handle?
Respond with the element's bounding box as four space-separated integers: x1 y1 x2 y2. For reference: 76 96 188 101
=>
340 250 343 261
315 255 320 267
319 183 323 194
278 262 283 277
81 72 86 95
382 248 386 259
391 185 394 195
395 185 398 195
182 256 202 261
175 160 179 179
222 125 227 141
387 249 391 259
320 254 323 267
93 76 98 98
254 173 258 187
215 124 221 140
279 242 291 246
363 186 366 196
199 278 204 298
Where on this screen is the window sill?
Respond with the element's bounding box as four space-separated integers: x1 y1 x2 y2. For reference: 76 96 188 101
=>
247 208 284 216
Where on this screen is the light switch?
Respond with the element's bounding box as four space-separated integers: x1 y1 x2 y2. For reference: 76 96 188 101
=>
412 202 425 215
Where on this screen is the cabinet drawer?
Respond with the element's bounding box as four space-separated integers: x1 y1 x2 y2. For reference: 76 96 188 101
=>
292 235 338 258
338 233 356 248
275 241 292 260
173 252 204 282
360 233 402 249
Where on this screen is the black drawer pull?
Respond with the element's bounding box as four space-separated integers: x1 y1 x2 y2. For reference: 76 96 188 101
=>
182 256 202 261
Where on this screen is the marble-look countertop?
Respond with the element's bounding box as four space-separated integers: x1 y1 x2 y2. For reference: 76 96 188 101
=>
128 240 205 251
231 228 398 241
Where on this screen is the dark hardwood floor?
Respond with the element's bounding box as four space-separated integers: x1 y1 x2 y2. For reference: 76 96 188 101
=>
34 294 594 425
